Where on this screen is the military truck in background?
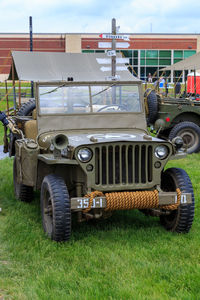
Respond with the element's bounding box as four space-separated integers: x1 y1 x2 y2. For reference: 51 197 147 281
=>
145 88 200 154
1 51 195 242
145 50 200 154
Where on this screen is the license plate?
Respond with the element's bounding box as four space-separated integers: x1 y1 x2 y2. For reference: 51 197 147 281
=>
71 197 106 210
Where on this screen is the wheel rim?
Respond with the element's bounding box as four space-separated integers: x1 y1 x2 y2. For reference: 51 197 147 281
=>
43 189 53 237
178 129 199 151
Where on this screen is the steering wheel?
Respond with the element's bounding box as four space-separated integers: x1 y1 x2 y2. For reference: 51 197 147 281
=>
97 104 128 112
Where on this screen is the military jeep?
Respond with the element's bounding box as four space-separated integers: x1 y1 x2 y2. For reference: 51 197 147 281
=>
7 80 195 242
145 89 200 154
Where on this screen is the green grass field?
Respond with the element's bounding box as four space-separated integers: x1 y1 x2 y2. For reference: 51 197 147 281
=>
0 155 200 300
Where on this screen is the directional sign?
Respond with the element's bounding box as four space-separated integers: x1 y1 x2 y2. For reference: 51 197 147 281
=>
98 42 130 49
99 34 130 41
100 66 128 72
96 58 129 64
105 75 121 81
106 50 116 57
116 42 130 48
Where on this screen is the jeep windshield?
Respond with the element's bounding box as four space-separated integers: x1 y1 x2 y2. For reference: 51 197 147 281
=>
38 84 141 114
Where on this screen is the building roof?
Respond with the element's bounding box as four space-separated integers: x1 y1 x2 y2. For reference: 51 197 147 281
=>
8 51 140 82
161 51 200 71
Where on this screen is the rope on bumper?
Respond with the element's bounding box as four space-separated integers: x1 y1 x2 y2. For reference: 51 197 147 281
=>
83 189 181 213
105 190 159 211
161 188 181 210
83 191 104 213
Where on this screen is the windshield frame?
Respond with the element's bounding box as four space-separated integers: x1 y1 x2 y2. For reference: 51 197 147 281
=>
36 81 144 116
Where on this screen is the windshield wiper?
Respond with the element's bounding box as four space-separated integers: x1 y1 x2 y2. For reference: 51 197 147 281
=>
91 84 116 98
40 83 67 95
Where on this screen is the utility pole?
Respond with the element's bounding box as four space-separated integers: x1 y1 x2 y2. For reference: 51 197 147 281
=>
111 18 116 78
29 16 34 98
111 18 116 103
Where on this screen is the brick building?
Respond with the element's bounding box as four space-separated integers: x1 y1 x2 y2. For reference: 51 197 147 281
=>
0 33 199 82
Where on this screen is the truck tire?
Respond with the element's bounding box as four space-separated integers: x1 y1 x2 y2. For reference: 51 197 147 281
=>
9 99 36 156
169 121 200 154
40 174 71 242
13 157 34 202
144 88 158 125
160 168 195 233
17 98 36 116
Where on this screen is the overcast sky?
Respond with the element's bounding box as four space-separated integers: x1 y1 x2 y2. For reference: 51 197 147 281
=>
0 0 200 34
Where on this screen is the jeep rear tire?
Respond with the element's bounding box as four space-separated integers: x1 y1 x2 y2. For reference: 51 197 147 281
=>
40 174 71 242
13 157 34 202
160 168 195 233
9 99 36 156
144 88 158 125
169 121 200 154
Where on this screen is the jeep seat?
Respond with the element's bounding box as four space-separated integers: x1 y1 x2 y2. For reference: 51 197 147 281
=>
24 120 38 141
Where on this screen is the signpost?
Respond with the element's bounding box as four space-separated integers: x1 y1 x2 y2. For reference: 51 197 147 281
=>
96 58 129 64
98 42 130 49
98 18 131 83
111 18 116 79
99 34 130 41
106 50 116 57
100 66 128 72
29 16 34 98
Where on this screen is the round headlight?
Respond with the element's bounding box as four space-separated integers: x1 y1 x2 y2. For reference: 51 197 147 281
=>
77 148 92 163
172 136 184 150
154 145 168 159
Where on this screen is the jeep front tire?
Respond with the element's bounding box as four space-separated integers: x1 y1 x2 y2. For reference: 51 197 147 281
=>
160 167 195 233
40 174 71 242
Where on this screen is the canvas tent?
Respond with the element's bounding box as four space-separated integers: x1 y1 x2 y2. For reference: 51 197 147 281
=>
161 51 200 71
160 51 200 96
8 51 140 83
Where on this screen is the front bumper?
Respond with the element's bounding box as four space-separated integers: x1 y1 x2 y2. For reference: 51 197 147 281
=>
71 190 192 211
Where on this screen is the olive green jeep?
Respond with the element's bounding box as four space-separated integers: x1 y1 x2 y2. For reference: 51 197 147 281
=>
145 89 200 154
5 81 195 242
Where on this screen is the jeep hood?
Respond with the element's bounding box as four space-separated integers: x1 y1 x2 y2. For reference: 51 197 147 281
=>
39 130 165 149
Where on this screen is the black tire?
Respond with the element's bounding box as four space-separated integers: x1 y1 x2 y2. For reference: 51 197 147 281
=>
144 88 158 125
17 98 36 116
8 132 16 157
169 121 200 154
9 99 36 156
40 174 71 242
160 168 195 233
13 157 34 202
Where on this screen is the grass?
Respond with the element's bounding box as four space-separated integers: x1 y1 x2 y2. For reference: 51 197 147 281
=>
0 81 31 99
0 155 200 300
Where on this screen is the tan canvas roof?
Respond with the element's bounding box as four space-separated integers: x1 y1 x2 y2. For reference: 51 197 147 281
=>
161 52 200 71
8 51 140 82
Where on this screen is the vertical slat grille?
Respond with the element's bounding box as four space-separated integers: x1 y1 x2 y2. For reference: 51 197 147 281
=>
135 145 139 183
95 144 153 186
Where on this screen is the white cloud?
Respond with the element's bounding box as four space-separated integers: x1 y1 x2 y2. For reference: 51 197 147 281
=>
0 0 200 33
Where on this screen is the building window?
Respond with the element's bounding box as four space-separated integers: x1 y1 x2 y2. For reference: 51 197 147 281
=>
82 48 196 83
82 50 105 53
121 50 139 77
82 50 95 53
174 50 183 58
139 50 173 81
146 50 158 58
184 50 196 58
